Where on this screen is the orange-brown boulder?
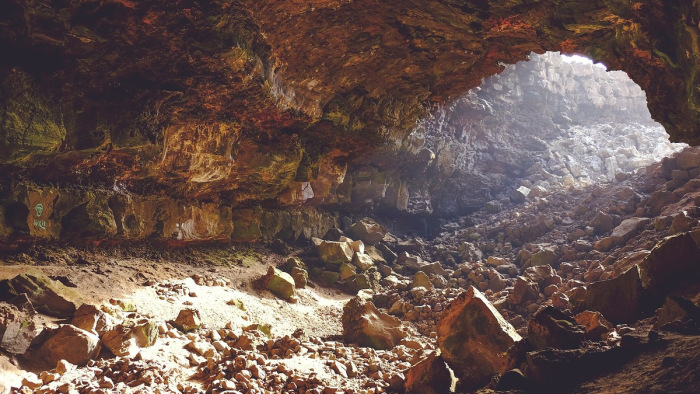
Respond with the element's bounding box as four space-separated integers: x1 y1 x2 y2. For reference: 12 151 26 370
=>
405 353 455 394
437 286 522 391
341 295 405 350
38 324 100 366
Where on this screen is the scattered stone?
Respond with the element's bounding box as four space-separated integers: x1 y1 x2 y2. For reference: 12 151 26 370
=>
437 286 521 391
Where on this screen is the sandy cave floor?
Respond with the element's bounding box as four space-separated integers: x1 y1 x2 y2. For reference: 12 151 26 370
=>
0 243 353 392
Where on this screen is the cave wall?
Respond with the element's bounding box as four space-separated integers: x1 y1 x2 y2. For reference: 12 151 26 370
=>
0 0 698 241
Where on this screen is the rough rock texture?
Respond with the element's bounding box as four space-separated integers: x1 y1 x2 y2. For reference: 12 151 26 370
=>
0 274 77 318
0 1 698 241
260 266 296 301
38 325 100 366
341 295 405 350
404 353 454 394
585 265 643 324
528 306 585 350
436 286 521 391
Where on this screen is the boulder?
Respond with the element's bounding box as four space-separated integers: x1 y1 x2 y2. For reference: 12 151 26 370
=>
352 252 375 271
0 305 40 355
585 265 642 324
347 218 387 245
404 353 455 394
510 276 539 305
38 325 100 366
341 295 405 350
290 267 308 289
589 211 615 235
528 306 585 350
172 308 202 332
261 266 296 301
594 217 650 251
71 304 114 335
344 272 379 294
411 272 434 290
654 295 700 330
339 262 357 280
530 247 558 268
437 286 522 391
574 311 613 340
0 274 77 318
101 318 158 357
639 232 700 297
511 186 530 203
316 240 354 264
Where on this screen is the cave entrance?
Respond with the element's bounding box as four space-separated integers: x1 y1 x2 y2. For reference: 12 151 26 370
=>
411 51 686 220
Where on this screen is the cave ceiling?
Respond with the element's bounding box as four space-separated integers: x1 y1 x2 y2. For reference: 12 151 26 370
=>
0 0 698 204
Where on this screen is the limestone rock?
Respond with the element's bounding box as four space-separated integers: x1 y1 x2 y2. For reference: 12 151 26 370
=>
39 325 100 366
339 263 357 280
101 318 158 357
0 274 77 318
347 218 387 245
261 266 296 301
316 240 354 264
510 186 530 203
437 286 522 390
530 246 558 268
341 296 405 350
172 308 202 332
404 353 455 394
639 232 700 297
352 252 375 271
290 267 308 289
585 265 642 324
0 306 40 355
594 217 650 251
71 304 114 335
528 306 585 350
510 276 539 305
411 271 434 290
654 295 700 330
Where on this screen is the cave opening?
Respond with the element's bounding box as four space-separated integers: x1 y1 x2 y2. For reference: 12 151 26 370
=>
397 51 687 240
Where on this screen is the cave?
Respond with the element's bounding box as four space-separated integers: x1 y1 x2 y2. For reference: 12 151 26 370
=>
2 1 700 393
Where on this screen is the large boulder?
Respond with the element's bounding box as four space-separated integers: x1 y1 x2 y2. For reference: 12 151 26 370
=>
437 286 522 391
585 265 642 324
589 211 615 235
404 353 455 394
593 217 650 252
341 295 405 350
38 325 100 366
574 311 613 341
0 274 77 318
528 306 585 350
0 304 40 355
315 239 354 264
639 232 700 298
347 218 387 245
260 266 296 301
71 304 114 335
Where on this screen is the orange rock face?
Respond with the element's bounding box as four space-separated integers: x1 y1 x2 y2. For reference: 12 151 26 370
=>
436 286 522 391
